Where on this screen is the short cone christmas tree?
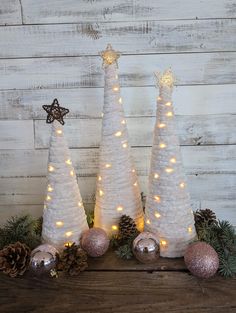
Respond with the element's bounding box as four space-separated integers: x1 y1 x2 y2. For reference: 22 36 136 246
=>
42 99 88 250
94 44 144 236
145 70 196 257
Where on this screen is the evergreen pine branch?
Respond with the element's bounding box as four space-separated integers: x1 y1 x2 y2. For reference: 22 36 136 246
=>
0 215 42 250
115 244 133 260
195 212 236 278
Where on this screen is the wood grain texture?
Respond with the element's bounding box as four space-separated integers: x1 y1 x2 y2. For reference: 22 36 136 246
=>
0 0 21 25
0 271 235 313
1 145 235 178
1 19 236 58
0 174 235 205
0 120 34 149
1 84 236 119
34 115 236 149
21 0 236 23
0 52 236 90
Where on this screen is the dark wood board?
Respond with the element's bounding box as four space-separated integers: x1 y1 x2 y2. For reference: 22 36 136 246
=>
0 251 236 313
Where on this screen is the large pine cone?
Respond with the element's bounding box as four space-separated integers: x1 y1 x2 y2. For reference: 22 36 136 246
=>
57 243 88 276
194 209 217 228
118 215 139 241
0 242 31 277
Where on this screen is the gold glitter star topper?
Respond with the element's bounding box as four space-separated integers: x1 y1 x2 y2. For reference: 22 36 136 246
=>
155 69 176 89
100 44 120 67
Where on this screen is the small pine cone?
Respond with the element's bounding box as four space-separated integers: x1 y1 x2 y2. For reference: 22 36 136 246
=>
0 242 31 278
57 243 88 276
194 209 217 227
118 215 139 241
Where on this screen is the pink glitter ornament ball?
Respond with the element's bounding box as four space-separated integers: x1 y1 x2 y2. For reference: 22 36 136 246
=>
81 228 110 257
184 242 219 279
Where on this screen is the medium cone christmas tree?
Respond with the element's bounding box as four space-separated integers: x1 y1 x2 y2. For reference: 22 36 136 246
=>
145 70 196 257
94 44 144 236
42 99 88 250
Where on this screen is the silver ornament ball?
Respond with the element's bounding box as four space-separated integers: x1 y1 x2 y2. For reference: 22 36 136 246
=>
81 227 110 257
29 244 58 276
184 241 219 279
133 232 160 264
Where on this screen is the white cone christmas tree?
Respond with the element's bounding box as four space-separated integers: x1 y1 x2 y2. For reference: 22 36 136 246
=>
145 70 196 257
42 99 88 250
94 44 144 236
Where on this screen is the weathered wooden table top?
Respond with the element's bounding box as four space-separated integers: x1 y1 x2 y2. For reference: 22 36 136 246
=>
0 251 235 313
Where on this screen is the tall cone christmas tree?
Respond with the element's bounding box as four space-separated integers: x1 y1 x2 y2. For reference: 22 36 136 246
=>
42 99 88 250
145 70 196 257
94 44 144 236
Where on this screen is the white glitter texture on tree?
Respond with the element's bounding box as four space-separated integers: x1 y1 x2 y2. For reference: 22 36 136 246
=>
42 121 88 250
145 69 197 257
94 44 144 236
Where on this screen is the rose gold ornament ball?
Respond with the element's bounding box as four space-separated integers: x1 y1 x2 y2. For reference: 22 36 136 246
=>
81 228 110 257
184 242 219 279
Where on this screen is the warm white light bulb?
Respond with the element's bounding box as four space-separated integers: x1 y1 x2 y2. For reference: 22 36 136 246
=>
78 201 83 207
188 227 192 233
56 129 62 135
115 131 122 137
47 185 53 192
159 143 166 148
113 86 119 92
48 165 54 172
99 190 104 196
180 182 186 188
166 111 173 117
105 163 112 168
65 231 73 237
161 240 167 246
117 206 123 212
46 195 51 201
122 142 128 148
56 221 64 227
165 168 174 173
133 181 138 187
157 96 162 101
158 123 166 128
132 169 135 173
170 158 176 164
154 173 159 179
118 97 122 104
121 119 126 124
66 159 72 165
70 170 74 176
154 195 161 202
112 225 118 230
146 219 151 225
98 176 102 181
165 101 172 106
155 212 161 218
101 112 104 117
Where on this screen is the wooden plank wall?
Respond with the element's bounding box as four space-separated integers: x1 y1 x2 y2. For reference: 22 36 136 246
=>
0 0 235 226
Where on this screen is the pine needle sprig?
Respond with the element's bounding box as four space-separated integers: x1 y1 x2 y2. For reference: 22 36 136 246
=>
115 244 133 260
0 215 42 250
195 212 236 278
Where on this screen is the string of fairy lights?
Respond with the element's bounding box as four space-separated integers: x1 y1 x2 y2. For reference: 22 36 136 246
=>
145 70 194 251
94 44 143 234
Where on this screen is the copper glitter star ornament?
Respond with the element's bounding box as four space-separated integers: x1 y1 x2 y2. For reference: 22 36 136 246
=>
42 99 69 125
100 44 120 67
155 69 176 89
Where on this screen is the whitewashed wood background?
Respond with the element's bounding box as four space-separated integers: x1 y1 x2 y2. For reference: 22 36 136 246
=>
0 0 236 226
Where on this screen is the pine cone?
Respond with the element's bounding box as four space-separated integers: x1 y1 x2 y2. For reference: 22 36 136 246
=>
0 242 31 277
118 215 139 241
57 243 88 276
195 209 217 228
